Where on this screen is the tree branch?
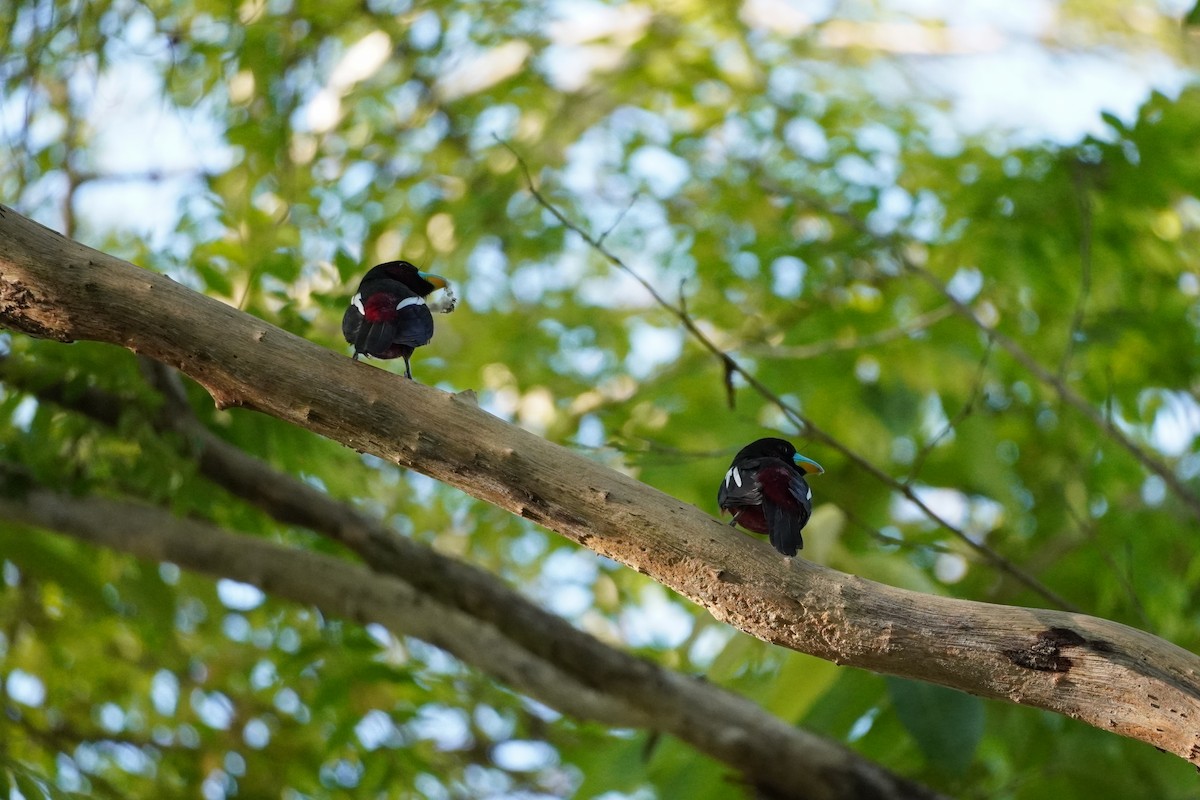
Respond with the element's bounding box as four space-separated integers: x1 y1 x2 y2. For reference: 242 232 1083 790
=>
0 486 652 727
0 356 942 799
904 342 993 486
1059 167 1094 379
1 484 944 800
4 205 1200 766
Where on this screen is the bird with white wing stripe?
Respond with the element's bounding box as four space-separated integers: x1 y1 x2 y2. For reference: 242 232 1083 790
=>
342 260 457 380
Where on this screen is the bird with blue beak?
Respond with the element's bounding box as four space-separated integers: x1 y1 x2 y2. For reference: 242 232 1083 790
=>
717 437 824 556
342 260 457 380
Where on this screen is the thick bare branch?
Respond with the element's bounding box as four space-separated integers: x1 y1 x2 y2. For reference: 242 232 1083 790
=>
3 205 1200 766
0 487 649 726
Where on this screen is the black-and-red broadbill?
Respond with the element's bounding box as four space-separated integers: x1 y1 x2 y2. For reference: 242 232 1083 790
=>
717 437 824 556
342 261 457 379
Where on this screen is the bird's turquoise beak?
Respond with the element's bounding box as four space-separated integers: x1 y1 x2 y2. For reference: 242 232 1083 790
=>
419 271 448 290
793 453 824 475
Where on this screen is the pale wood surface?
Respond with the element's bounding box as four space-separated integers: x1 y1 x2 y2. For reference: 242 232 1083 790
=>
3 204 1198 768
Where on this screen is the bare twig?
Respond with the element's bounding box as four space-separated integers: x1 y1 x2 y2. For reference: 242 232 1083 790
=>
826 492 958 556
597 191 641 246
1059 167 1094 378
905 341 993 485
907 262 1200 521
742 305 955 361
502 145 1076 611
1064 500 1151 630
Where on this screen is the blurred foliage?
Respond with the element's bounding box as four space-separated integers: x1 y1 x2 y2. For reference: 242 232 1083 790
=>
3 0 1200 797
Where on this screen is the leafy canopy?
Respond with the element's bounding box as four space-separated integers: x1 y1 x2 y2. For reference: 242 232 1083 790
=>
2 0 1200 797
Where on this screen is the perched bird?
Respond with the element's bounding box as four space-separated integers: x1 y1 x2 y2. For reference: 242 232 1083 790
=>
717 437 824 556
342 260 457 379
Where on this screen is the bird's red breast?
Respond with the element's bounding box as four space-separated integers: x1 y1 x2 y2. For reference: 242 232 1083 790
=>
363 293 401 322
757 463 803 509
727 504 768 534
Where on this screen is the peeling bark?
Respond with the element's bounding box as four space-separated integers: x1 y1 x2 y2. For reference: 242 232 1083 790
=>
3 204 1200 768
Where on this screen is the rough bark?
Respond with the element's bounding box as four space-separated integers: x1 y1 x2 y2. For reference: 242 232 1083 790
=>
3 204 1200 767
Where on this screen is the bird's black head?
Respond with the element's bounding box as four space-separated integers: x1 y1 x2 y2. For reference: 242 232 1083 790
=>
361 261 448 296
733 437 824 475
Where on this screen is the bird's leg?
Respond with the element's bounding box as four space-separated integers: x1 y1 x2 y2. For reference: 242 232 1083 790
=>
352 352 361 362
727 510 740 528
403 357 413 380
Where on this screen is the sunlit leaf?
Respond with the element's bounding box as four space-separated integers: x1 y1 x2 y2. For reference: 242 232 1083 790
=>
886 676 984 775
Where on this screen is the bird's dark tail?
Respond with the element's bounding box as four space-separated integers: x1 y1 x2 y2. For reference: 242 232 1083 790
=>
764 500 803 556
357 320 398 356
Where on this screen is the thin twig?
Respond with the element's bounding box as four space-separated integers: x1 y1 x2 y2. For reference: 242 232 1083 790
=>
742 305 955 361
598 191 641 246
503 143 1077 611
1059 167 1094 379
905 341 993 485
1064 499 1151 630
575 437 735 462
907 261 1200 521
828 493 959 557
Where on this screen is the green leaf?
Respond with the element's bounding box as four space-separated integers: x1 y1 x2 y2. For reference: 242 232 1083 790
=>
1186 1 1200 27
1100 111 1126 134
13 768 46 800
762 651 840 723
0 528 109 611
886 676 984 774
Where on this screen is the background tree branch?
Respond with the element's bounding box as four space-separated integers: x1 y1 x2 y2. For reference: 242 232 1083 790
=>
0 353 940 799
2 484 947 800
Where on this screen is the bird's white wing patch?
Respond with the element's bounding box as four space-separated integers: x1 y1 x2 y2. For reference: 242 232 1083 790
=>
351 293 365 314
724 466 743 488
396 296 426 311
806 486 812 500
